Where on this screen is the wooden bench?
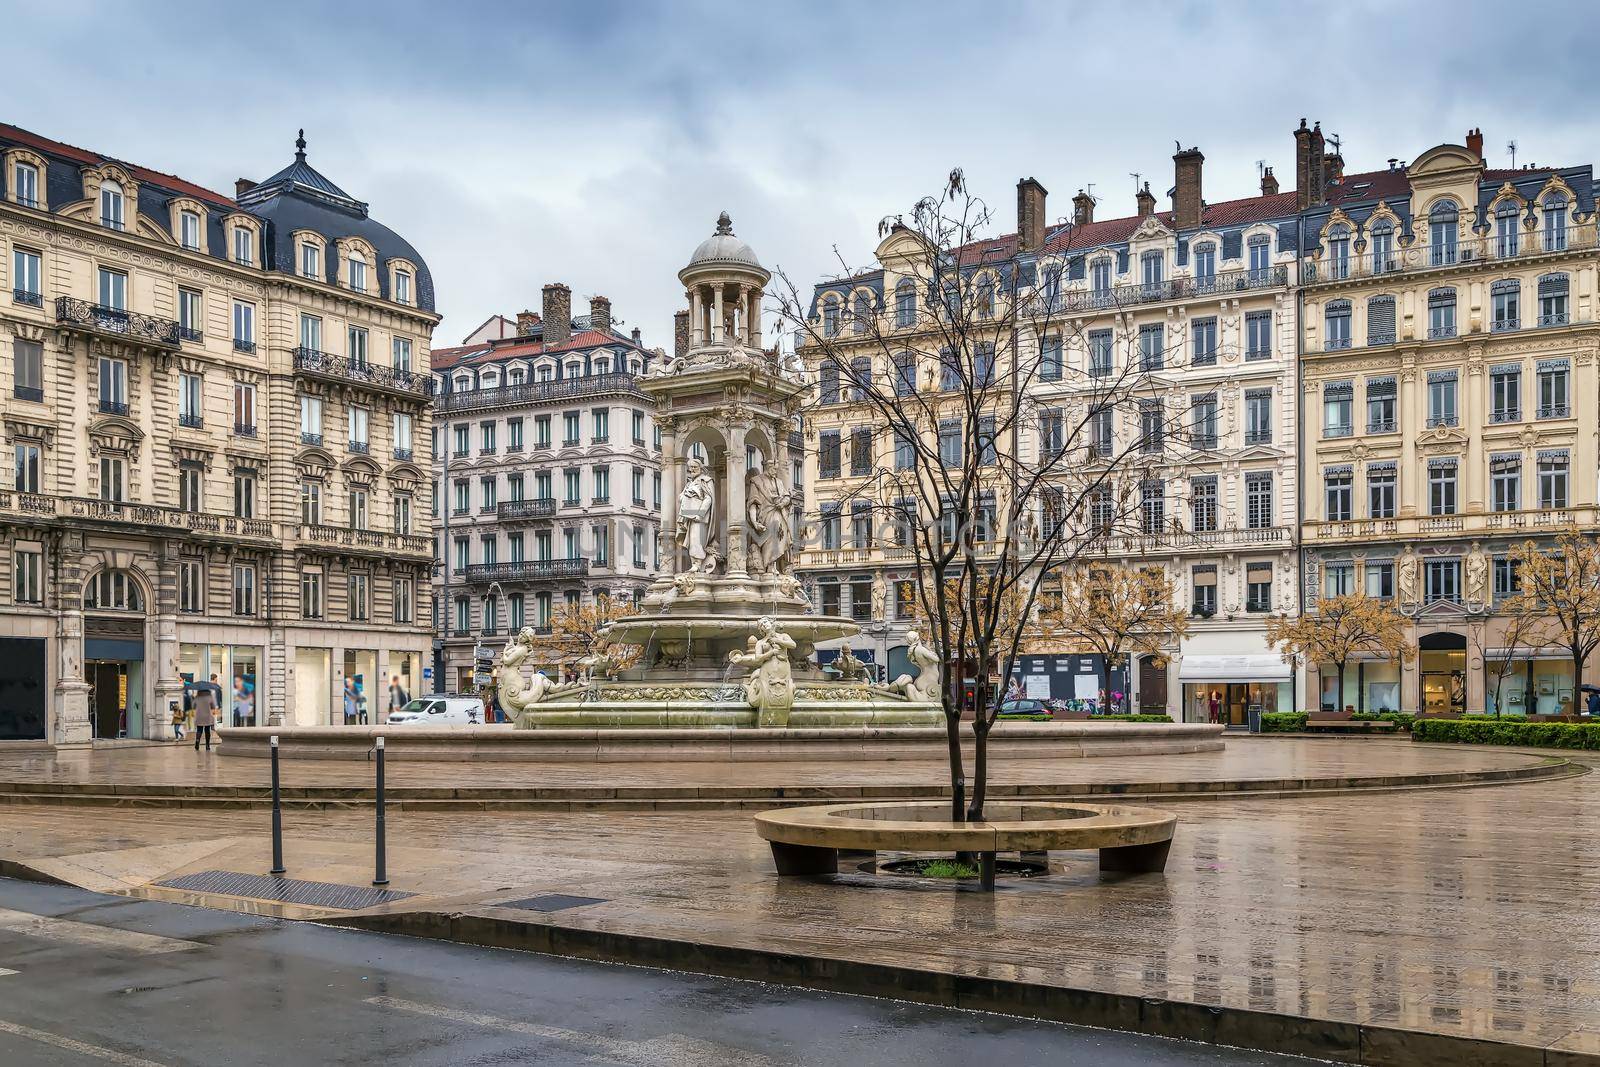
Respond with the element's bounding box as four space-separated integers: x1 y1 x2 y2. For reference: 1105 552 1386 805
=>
754 800 1176 891
1304 718 1400 733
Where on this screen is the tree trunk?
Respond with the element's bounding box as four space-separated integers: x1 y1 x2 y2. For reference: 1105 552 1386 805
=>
1336 662 1346 714
944 700 965 822
1098 660 1110 716
1575 649 1585 718
968 716 989 822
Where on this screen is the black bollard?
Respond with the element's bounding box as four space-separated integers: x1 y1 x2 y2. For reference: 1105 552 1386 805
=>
269 734 285 876
373 735 388 887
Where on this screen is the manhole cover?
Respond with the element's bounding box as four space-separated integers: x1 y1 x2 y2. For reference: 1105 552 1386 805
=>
495 894 608 912
155 870 415 910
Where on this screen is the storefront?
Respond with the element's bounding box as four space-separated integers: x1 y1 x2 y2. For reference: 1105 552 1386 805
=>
386 650 423 721
179 644 262 728
1319 656 1402 713
1486 654 1575 716
1179 655 1292 725
341 649 378 724
1419 632 1467 716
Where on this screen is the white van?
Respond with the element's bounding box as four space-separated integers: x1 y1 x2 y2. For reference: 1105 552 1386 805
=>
386 695 484 726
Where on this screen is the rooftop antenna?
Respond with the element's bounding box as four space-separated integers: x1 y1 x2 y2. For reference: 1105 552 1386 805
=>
1129 172 1141 193
1328 133 1342 155
1507 140 1518 168
1085 183 1096 200
1255 159 1267 179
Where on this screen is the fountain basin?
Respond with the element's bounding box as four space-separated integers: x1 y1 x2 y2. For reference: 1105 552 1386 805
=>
517 679 943 729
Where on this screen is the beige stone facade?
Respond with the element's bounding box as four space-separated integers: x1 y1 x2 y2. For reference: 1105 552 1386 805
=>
0 124 438 743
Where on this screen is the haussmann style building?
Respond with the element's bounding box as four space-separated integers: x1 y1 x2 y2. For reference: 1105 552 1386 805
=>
0 124 440 743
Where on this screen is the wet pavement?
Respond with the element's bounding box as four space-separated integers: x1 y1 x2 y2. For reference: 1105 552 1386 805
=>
0 877 1314 1066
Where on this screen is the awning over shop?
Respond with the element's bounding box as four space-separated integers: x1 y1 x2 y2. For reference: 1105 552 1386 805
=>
1178 654 1292 683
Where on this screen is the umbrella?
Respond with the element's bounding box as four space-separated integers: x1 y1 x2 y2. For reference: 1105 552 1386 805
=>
1580 685 1600 694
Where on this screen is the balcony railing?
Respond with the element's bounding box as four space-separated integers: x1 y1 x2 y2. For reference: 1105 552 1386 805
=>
0 493 277 540
463 559 590 582
297 523 432 556
349 440 370 454
57 297 179 347
1538 405 1571 419
98 399 129 416
300 432 323 447
393 447 413 461
293 347 435 399
179 413 204 430
179 327 203 343
1301 224 1598 286
233 339 257 354
13 385 43 402
1086 525 1292 556
1030 266 1288 317
435 373 645 413
498 498 557 520
13 289 42 308
235 423 257 437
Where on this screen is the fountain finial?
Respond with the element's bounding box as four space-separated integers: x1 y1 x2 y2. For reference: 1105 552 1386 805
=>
294 129 307 162
715 211 733 236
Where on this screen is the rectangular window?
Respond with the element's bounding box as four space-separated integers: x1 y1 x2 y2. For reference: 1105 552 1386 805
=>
1366 561 1394 600
535 415 551 448
301 481 322 525
1490 454 1521 513
894 427 916 470
479 421 496 454
1140 479 1164 534
299 394 323 443
1090 408 1113 458
14 443 39 493
1539 273 1570 327
563 469 580 504
1244 389 1271 445
12 248 41 304
1367 297 1396 346
593 408 610 443
178 464 203 513
301 570 324 619
1491 282 1520 332
1322 382 1353 438
348 487 369 530
938 420 962 468
1088 330 1113 376
1429 460 1458 516
1428 289 1456 339
1367 464 1396 519
851 502 873 548
1040 336 1063 380
1365 377 1396 433
479 475 498 510
179 211 201 251
14 163 39 209
1245 472 1273 530
1324 467 1353 522
1493 558 1520 603
179 372 203 426
1139 324 1164 371
178 558 204 613
563 412 580 445
819 504 842 550
1190 393 1217 450
1490 364 1521 423
1038 410 1064 461
347 325 369 366
394 493 411 535
1190 317 1217 366
12 548 42 604
234 469 256 519
392 577 412 623
233 301 255 349
97 267 126 310
631 410 645 444
1191 567 1217 617
99 455 124 502
1538 451 1570 509
1427 371 1458 427
850 426 873 475
1324 563 1355 598
593 466 610 503
349 406 370 449
392 337 412 374
233 564 256 617
300 242 321 279
1246 564 1273 612
819 430 841 478
1190 477 1217 532
13 338 43 403
1424 560 1460 604
1245 311 1272 359
178 287 203 341
348 573 370 622
393 411 413 458
976 416 997 466
1538 360 1571 418
233 227 253 265
1324 301 1351 350
395 270 412 306
299 313 322 351
1139 400 1163 454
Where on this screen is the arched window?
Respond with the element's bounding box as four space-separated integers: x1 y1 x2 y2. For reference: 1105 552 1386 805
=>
894 280 917 328
347 251 368 293
1543 194 1569 251
565 361 581 378
975 276 995 319
821 296 841 337
480 370 500 389
84 570 144 612
852 291 874 333
1495 201 1521 258
1429 202 1459 265
537 363 553 383
1538 273 1570 327
508 367 525 385
1326 225 1351 280
594 355 611 375
1369 220 1395 274
99 180 125 230
1324 299 1352 350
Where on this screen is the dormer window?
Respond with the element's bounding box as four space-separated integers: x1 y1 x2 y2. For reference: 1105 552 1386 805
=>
348 252 368 293
233 226 254 266
300 242 321 280
99 181 125 231
180 210 201 251
14 162 39 208
395 269 412 305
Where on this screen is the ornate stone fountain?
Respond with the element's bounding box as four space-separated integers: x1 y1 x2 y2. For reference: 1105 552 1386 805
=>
506 214 943 729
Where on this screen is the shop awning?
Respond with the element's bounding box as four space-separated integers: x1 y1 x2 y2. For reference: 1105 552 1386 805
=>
1178 654 1292 683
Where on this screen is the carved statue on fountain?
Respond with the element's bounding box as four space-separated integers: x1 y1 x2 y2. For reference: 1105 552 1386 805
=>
745 464 793 576
881 629 943 704
729 616 798 725
496 630 581 718
676 456 718 574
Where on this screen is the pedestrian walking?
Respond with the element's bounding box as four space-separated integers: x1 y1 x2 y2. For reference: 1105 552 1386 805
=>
192 684 217 751
388 675 409 718
343 679 357 725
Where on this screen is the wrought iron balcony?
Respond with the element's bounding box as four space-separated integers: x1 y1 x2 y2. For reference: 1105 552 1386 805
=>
233 339 256 354
1033 266 1288 317
57 297 178 348
434 373 646 414
1538 405 1571 419
99 399 129 416
13 385 42 402
498 498 557 520
349 440 370 454
179 327 203 343
293 346 434 399
1300 223 1598 286
13 288 41 307
463 558 590 582
300 432 323 447
179 413 204 429
393 447 413 461
235 423 257 437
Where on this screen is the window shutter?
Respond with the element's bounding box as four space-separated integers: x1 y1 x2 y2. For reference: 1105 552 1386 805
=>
1068 256 1085 281
1117 250 1130 274
1366 297 1395 343
1175 239 1188 267
1221 232 1242 260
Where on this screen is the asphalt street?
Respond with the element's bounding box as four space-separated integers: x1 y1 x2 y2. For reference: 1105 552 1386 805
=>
0 877 1322 1066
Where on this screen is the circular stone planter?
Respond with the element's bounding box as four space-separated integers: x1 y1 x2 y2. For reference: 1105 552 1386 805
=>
754 800 1176 891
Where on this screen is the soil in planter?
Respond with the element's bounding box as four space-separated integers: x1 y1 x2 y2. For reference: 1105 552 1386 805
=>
877 856 1048 880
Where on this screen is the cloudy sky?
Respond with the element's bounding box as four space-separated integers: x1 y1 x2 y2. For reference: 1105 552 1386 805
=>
6 0 1596 349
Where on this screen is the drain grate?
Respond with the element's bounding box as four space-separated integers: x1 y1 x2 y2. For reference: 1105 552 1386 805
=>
155 870 415 910
495 894 608 913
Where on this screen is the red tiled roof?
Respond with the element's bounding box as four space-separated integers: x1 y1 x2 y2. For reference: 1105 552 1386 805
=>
0 122 237 210
1325 168 1413 205
429 329 635 372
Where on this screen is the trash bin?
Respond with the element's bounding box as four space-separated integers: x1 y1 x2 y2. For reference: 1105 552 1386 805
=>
1246 707 1263 733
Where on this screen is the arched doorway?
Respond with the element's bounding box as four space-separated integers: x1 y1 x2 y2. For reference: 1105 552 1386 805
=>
1137 654 1168 713
1419 631 1467 716
82 568 148 739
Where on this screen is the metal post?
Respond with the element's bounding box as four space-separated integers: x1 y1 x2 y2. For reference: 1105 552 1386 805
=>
373 735 388 886
269 734 285 876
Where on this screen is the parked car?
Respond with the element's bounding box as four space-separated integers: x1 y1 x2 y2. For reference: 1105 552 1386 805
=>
996 698 1051 717
385 695 484 726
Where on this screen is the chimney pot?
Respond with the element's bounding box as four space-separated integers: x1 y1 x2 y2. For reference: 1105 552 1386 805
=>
589 295 612 335
1261 167 1279 196
235 178 254 199
541 283 572 346
1135 182 1156 218
1016 177 1048 252
515 309 539 337
1172 146 1204 229
631 326 642 344
1466 127 1484 159
1072 189 1095 226
673 310 691 361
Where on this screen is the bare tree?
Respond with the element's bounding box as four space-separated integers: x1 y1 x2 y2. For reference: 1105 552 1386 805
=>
1505 532 1600 710
1039 564 1190 715
770 170 1200 821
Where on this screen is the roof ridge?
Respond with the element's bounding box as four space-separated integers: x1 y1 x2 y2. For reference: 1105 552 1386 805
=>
0 121 237 208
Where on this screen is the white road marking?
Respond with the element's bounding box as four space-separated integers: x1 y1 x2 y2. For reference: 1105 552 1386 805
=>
366 995 785 1067
0 907 197 956
0 1018 170 1066
0 968 16 976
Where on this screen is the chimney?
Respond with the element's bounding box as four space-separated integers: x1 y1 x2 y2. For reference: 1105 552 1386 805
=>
1261 167 1279 196
1466 127 1484 160
1135 182 1156 218
1016 177 1047 252
589 295 612 335
1309 122 1327 206
631 326 642 344
1325 152 1345 184
515 309 539 336
541 284 571 346
234 178 254 199
1172 146 1204 229
1294 119 1313 210
673 310 690 360
1072 189 1095 226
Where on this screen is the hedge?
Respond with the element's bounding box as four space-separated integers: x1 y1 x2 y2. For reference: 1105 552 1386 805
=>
1095 714 1174 723
1261 712 1308 732
1411 718 1600 749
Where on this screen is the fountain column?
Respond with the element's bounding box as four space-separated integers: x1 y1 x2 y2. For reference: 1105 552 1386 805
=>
725 421 750 577
689 287 704 347
746 287 761 348
712 285 725 344
659 417 680 576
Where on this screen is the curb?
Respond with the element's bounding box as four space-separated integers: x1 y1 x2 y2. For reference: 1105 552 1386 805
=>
325 908 1596 1067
